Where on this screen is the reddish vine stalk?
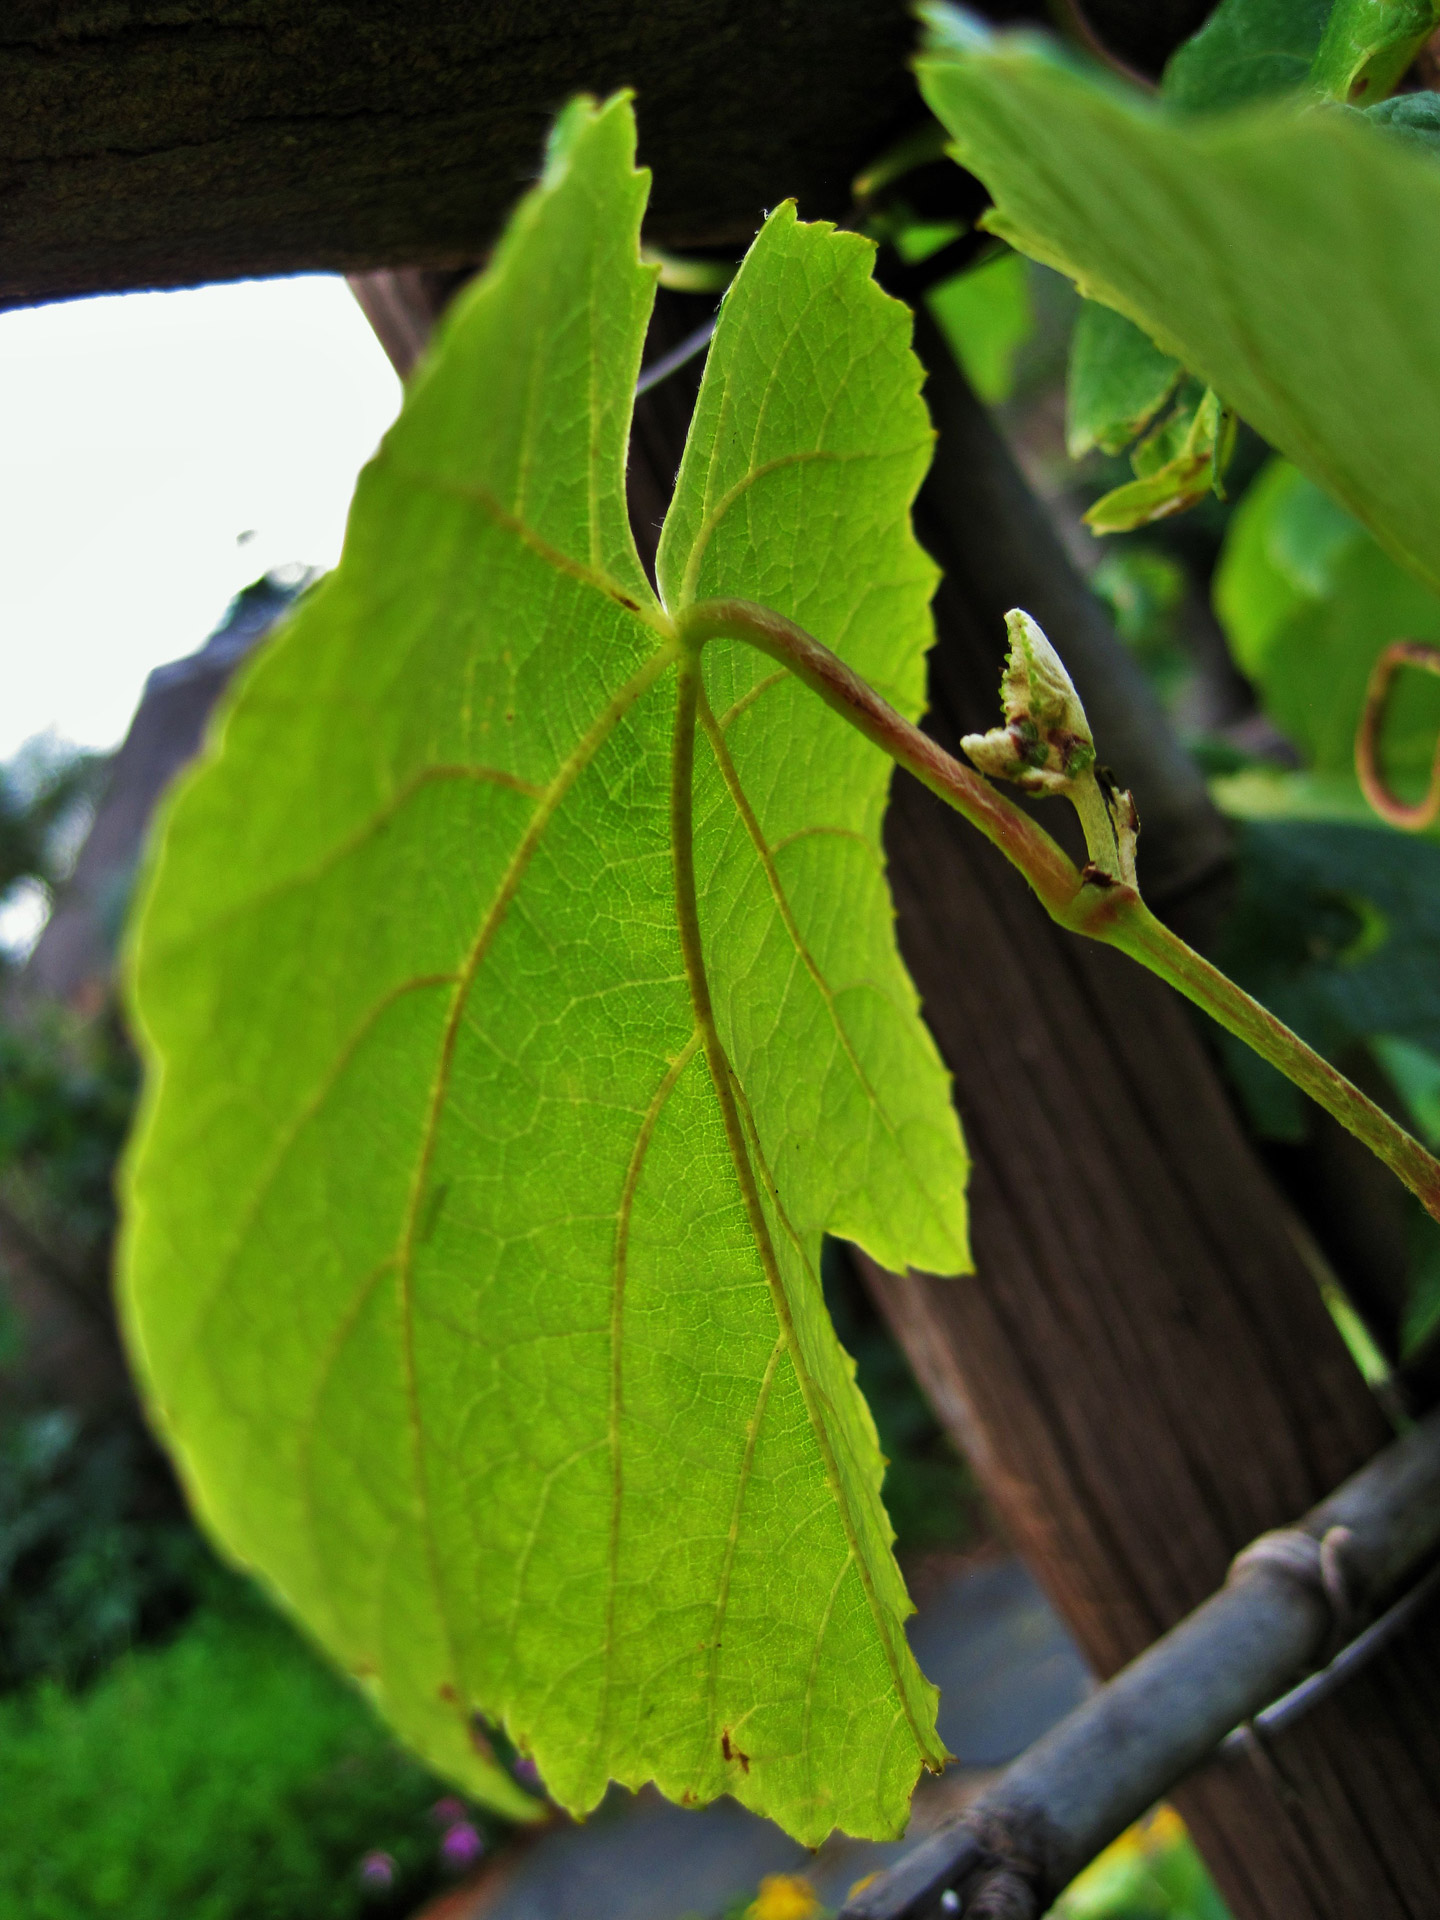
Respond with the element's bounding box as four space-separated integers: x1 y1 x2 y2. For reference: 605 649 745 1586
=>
681 597 1440 1227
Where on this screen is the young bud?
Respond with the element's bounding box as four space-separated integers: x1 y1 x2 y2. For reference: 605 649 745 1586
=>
960 609 1097 797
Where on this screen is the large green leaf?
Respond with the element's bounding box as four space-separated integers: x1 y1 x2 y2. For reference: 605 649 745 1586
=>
120 94 968 1845
918 9 1440 596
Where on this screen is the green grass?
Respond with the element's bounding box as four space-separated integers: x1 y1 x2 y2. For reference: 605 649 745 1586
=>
0 1584 494 1920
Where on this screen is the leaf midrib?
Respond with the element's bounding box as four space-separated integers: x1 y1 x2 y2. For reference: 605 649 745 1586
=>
670 652 935 1771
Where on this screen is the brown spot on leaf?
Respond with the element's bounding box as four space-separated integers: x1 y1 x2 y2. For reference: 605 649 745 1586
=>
721 1729 751 1773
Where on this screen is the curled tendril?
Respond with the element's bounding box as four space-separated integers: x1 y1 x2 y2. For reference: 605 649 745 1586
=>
1356 640 1440 831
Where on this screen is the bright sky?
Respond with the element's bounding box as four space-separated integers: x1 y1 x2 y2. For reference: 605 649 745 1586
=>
0 275 403 765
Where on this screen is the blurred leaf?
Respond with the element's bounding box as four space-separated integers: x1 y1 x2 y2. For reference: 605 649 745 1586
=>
1162 0 1330 111
1374 1033 1440 1145
1220 821 1440 1058
1084 387 1234 533
1401 1207 1440 1351
1091 548 1190 703
1053 1804 1230 1920
917 12 1440 594
1366 88 1440 153
1312 0 1440 104
1215 459 1440 793
1214 458 1364 676
928 249 1034 403
0 739 104 900
123 96 966 1844
1066 301 1182 458
1215 818 1440 1139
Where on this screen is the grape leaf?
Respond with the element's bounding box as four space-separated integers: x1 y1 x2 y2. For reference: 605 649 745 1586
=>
119 93 968 1846
1065 301 1181 459
1161 0 1330 112
1215 458 1440 788
918 8 1440 596
1367 89 1440 155
928 249 1034 404
1084 385 1234 533
1311 0 1440 104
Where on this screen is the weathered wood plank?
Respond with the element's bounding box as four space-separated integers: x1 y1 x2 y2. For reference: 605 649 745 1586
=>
0 0 936 306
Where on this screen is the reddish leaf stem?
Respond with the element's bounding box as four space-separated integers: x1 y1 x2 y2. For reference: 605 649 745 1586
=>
682 596 1440 1227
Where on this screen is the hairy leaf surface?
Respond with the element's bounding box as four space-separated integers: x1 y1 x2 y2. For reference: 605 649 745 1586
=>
120 95 968 1845
919 8 1440 595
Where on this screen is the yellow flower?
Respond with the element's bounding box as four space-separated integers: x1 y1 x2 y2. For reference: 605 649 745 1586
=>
747 1873 824 1920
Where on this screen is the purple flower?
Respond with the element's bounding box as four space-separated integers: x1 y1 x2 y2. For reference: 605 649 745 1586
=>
440 1820 485 1872
430 1796 467 1827
358 1850 396 1894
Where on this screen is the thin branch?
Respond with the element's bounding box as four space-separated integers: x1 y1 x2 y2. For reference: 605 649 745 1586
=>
840 1406 1440 1920
634 317 718 397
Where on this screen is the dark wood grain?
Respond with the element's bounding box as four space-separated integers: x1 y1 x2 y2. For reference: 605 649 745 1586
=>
0 1 1041 309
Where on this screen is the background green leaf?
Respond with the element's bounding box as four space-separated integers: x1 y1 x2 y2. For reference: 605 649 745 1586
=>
1161 0 1330 112
121 95 966 1847
1065 301 1181 459
928 249 1035 405
1215 458 1440 791
918 11 1440 596
1366 89 1440 154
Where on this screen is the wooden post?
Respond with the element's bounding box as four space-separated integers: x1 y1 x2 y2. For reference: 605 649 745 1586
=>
845 319 1440 1918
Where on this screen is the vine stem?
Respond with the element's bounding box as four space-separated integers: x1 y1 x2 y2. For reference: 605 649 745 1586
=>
678 597 1440 1227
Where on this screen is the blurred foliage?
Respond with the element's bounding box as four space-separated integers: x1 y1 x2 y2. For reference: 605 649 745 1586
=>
0 1584 499 1920
1215 458 1440 802
1207 456 1440 1356
0 738 106 972
929 248 1035 405
1213 818 1440 1352
1161 0 1330 111
0 736 105 902
1051 1805 1229 1920
0 1012 137 1263
734 1875 827 1920
1215 820 1440 1138
0 1404 208 1693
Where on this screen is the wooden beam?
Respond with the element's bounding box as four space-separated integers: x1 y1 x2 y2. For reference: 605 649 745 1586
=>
0 0 945 308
